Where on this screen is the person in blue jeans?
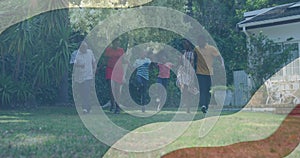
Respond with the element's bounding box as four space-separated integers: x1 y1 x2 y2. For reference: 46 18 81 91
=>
133 51 151 112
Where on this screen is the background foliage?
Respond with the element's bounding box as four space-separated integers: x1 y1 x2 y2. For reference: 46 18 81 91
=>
0 0 296 108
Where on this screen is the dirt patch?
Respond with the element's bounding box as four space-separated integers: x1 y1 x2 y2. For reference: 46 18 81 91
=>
162 104 300 158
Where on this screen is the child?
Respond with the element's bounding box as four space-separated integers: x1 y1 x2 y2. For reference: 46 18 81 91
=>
156 53 173 110
133 51 151 112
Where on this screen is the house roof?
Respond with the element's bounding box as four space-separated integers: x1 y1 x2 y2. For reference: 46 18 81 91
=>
238 1 300 29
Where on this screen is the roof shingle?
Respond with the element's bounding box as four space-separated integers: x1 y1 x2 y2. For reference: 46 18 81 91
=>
239 2 300 25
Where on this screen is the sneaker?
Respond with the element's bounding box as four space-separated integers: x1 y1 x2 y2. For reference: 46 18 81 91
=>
114 110 120 114
201 105 207 114
185 104 190 113
109 106 114 112
83 109 89 114
102 101 111 108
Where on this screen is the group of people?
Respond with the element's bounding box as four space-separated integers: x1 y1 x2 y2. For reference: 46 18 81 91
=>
72 35 224 115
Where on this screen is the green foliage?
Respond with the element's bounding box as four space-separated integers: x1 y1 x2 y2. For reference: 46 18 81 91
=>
210 85 234 94
35 86 58 105
14 81 34 105
246 33 290 90
0 76 36 108
0 9 74 107
0 76 16 107
1 0 296 107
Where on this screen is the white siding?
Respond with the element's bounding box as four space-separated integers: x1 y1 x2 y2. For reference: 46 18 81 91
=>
247 22 300 43
246 23 300 96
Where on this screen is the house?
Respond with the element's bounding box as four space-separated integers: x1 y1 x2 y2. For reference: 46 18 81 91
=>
236 1 300 106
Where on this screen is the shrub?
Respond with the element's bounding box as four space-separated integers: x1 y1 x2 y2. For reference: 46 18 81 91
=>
0 76 16 107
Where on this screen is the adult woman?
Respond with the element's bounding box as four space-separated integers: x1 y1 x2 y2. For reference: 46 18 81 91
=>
104 39 125 114
74 41 96 114
177 39 198 113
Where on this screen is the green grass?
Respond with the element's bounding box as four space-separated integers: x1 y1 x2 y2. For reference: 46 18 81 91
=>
103 110 300 158
0 106 210 157
1 106 300 157
0 107 106 157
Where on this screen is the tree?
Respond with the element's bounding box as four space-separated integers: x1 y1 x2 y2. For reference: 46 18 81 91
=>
246 33 290 91
1 0 296 107
0 3 74 107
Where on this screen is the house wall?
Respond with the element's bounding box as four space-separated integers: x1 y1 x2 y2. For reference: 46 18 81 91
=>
246 22 300 43
246 22 300 76
241 22 300 106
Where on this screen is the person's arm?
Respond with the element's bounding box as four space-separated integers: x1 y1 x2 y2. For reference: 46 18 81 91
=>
92 53 97 74
104 48 111 57
177 55 183 70
153 62 159 69
191 52 195 68
209 45 220 56
217 56 225 67
122 53 130 65
70 50 77 64
194 46 201 56
74 55 84 68
209 46 224 67
133 59 140 68
165 62 173 68
149 59 157 70
145 58 151 65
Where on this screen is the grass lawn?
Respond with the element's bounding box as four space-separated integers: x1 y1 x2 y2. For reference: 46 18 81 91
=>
0 107 107 157
104 109 300 157
0 106 208 157
1 106 300 157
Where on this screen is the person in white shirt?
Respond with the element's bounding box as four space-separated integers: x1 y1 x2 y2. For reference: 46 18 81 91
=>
73 41 96 114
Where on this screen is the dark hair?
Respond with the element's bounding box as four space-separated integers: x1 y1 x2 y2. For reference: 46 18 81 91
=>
112 38 120 48
79 41 88 52
182 39 194 52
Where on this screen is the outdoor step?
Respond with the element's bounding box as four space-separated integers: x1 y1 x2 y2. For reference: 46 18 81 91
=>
275 107 294 114
245 104 296 108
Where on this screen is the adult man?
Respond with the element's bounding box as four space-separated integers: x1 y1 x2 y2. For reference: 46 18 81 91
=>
195 35 224 113
74 41 96 114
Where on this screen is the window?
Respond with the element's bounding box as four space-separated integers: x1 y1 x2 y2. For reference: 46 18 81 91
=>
272 42 299 80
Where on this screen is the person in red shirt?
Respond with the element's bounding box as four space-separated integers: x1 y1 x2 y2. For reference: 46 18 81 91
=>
156 52 173 111
104 39 125 114
157 58 173 88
